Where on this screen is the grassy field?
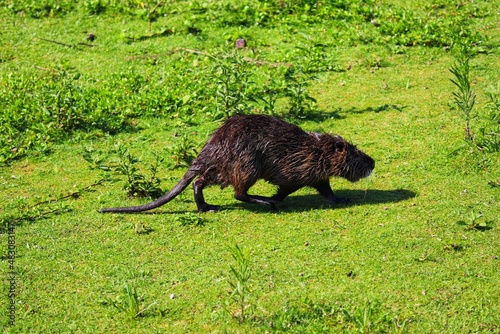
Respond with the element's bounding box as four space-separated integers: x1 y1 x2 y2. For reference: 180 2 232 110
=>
1 0 500 332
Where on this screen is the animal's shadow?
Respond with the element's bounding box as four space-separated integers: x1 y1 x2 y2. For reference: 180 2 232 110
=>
228 188 416 213
138 188 415 215
289 104 406 125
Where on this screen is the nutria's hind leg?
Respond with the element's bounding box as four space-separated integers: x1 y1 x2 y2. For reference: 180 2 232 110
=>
234 191 279 208
234 182 279 208
313 181 350 205
193 177 219 212
271 185 301 203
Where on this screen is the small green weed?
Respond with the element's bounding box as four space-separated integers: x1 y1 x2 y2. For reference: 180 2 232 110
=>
135 223 153 235
7 0 75 18
82 146 113 172
82 0 106 15
475 82 500 152
83 146 164 198
342 299 398 333
142 0 166 31
175 212 205 227
266 299 337 332
115 147 164 198
295 44 344 74
283 67 318 119
227 243 252 323
262 298 408 333
456 211 494 231
450 42 476 140
108 283 158 320
166 132 198 169
211 53 256 119
449 41 499 152
0 69 126 163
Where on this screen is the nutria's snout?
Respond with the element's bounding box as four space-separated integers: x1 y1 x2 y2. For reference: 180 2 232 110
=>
345 155 375 183
362 157 375 179
366 158 375 177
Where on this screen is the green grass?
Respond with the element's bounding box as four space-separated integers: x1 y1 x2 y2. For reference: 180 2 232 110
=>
1 0 500 332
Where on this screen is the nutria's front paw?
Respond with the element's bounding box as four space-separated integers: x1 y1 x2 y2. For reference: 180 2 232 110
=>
199 204 220 212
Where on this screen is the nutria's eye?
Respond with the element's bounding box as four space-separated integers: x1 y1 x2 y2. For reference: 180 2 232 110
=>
335 141 345 152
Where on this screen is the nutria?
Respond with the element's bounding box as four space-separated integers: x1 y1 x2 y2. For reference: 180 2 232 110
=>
99 114 374 213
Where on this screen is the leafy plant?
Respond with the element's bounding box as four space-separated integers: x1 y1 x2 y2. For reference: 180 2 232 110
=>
7 0 75 18
109 283 158 320
134 223 153 235
175 212 205 226
263 298 407 333
448 39 500 152
450 43 476 140
142 0 165 31
227 243 252 323
255 87 280 115
115 146 164 199
375 6 477 47
82 0 107 15
253 71 287 116
0 69 126 163
211 53 256 119
253 66 319 119
475 82 500 152
295 44 344 74
342 299 396 333
166 132 198 169
82 146 113 171
266 298 338 332
83 145 164 198
456 211 493 231
283 67 318 119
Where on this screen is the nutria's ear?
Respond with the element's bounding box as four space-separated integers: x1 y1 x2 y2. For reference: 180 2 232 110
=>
334 139 345 152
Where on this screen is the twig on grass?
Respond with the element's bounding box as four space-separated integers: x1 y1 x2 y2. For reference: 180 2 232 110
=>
28 178 106 209
35 66 59 73
148 0 165 31
77 42 96 47
124 28 173 42
1 208 67 229
37 37 95 48
150 0 164 16
1 179 107 228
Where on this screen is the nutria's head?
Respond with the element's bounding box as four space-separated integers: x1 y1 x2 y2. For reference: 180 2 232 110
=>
328 136 375 182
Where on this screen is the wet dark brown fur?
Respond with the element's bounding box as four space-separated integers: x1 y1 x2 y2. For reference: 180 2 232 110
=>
99 115 375 213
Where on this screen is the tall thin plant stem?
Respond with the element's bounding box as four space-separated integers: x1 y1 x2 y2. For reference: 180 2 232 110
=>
450 47 476 140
